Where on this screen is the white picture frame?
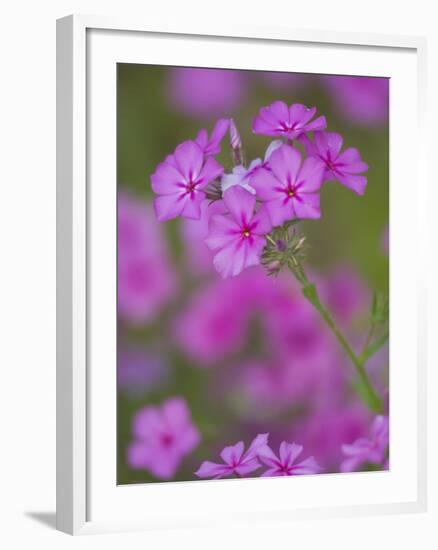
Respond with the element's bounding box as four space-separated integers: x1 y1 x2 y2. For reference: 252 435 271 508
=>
56 14 428 535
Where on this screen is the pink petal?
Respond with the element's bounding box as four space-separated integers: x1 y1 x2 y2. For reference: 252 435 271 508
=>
258 445 280 468
198 156 224 186
337 147 362 164
261 468 282 477
314 131 343 158
304 115 327 132
243 235 266 268
181 193 205 219
234 458 262 476
244 433 270 461
279 441 303 466
205 213 241 250
173 140 204 181
127 441 153 469
340 456 362 473
223 185 256 225
269 145 302 185
297 156 325 192
162 397 190 426
250 168 282 201
252 206 272 235
132 407 163 439
210 118 230 145
337 173 367 195
293 193 321 219
195 128 209 150
289 103 316 125
291 456 321 475
212 239 246 278
195 461 231 479
151 162 184 195
220 441 245 466
154 193 186 222
265 197 295 226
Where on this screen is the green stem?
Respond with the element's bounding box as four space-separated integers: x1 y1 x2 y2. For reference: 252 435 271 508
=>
295 273 384 414
359 330 389 365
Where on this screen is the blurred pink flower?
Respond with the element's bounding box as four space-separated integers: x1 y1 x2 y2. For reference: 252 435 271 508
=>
195 433 270 479
322 75 389 127
118 193 176 325
180 199 227 274
127 397 200 480
195 118 230 156
319 265 370 327
167 67 247 119
252 101 326 140
292 404 371 471
251 144 325 226
302 131 368 195
151 140 223 221
260 71 308 91
205 186 272 278
259 442 322 477
173 276 251 365
340 415 389 472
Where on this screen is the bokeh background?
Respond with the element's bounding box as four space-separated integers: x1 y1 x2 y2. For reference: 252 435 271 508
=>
117 65 389 484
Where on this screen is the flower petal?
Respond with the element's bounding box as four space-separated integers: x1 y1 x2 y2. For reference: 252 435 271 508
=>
205 214 240 250
195 461 231 479
220 441 245 466
151 162 184 195
336 173 367 195
154 194 186 222
269 145 302 185
293 193 321 219
291 456 322 475
279 441 303 467
250 168 282 201
181 193 205 219
265 197 296 226
173 140 204 181
244 433 270 462
289 103 316 125
223 186 256 225
198 156 224 186
297 156 325 192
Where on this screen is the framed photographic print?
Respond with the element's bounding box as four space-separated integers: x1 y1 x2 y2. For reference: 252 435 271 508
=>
56 15 427 535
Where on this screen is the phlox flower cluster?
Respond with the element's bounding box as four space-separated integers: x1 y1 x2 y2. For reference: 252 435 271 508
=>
195 433 321 479
150 100 368 279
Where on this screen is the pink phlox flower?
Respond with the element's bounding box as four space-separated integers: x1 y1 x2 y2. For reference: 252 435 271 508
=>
259 441 322 477
151 140 224 221
221 140 283 195
117 193 176 324
195 433 270 479
205 186 272 278
251 144 325 226
340 415 389 472
195 118 230 156
321 75 388 127
252 100 326 140
127 397 200 480
302 131 368 195
172 276 250 365
167 67 246 118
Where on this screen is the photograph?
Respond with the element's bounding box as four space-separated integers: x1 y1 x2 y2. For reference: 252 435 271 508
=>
116 64 390 485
